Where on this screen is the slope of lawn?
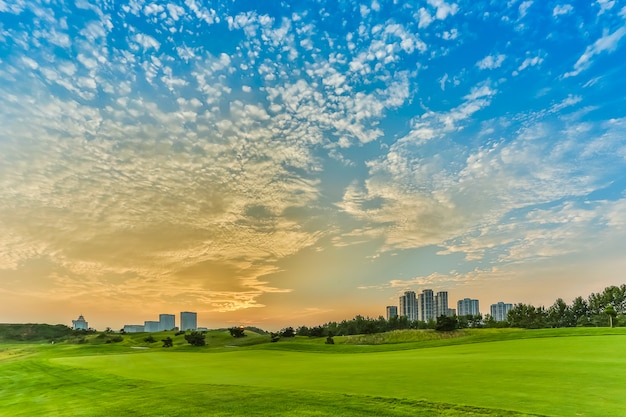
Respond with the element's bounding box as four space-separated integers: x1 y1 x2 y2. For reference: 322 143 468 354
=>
0 345 530 417
2 327 626 416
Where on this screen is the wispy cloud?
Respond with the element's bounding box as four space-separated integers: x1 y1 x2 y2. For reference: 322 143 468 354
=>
564 26 626 77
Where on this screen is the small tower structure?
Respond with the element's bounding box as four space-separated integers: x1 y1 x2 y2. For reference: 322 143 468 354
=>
72 314 88 330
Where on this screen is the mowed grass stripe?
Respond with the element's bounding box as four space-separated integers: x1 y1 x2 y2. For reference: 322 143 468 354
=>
52 335 626 417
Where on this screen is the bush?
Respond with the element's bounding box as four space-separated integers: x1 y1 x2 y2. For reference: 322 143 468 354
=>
162 337 173 348
228 327 246 338
184 331 206 346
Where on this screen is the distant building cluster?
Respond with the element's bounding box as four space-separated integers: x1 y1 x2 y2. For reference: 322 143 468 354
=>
393 290 455 322
123 311 197 333
387 290 513 322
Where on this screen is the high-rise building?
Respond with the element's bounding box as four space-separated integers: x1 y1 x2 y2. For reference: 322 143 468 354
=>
72 314 88 330
447 308 456 317
399 291 417 321
457 298 480 316
180 311 197 331
490 302 513 321
435 291 449 317
159 314 176 331
386 305 398 320
144 321 160 332
419 289 435 322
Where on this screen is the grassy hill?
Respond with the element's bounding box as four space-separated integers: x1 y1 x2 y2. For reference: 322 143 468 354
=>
2 327 626 416
0 323 76 342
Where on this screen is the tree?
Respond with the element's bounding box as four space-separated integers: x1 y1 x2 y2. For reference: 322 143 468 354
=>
184 331 206 346
228 327 246 338
270 332 281 342
507 304 547 329
161 337 173 348
547 298 574 328
280 327 295 337
308 326 326 337
605 305 617 328
144 335 156 343
296 325 310 336
571 296 591 326
435 315 458 331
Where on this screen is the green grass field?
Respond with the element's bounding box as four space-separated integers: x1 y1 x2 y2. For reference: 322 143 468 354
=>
1 327 625 416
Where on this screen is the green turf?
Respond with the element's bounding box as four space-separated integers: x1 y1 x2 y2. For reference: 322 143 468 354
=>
2 328 625 416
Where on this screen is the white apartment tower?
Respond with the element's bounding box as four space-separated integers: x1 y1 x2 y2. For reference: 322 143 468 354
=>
419 289 435 322
386 305 398 320
490 302 513 321
435 291 449 318
457 298 480 316
399 291 417 321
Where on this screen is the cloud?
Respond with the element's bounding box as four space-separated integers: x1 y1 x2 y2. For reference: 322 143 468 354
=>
564 26 626 77
552 4 573 17
476 54 506 70
513 55 543 75
338 108 625 264
427 0 459 20
518 1 533 18
132 33 161 51
417 8 434 28
596 0 615 16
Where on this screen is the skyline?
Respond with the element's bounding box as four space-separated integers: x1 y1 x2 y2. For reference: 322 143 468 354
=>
2 0 626 331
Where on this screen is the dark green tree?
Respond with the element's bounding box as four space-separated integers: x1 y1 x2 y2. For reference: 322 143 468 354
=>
571 296 591 326
162 336 173 348
184 331 206 346
144 335 156 343
308 326 326 337
435 315 458 331
280 327 295 337
507 304 547 328
296 325 310 336
270 332 281 342
547 298 574 328
228 327 246 338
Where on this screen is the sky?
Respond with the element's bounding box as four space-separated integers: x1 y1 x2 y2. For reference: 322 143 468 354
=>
1 0 626 331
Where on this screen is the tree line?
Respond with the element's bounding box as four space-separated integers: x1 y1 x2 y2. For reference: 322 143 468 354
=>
505 284 625 329
288 285 626 336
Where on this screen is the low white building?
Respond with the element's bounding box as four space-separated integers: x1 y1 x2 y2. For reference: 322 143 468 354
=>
144 321 160 332
123 324 145 333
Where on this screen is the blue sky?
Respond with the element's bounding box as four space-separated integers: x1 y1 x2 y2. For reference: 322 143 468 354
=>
1 0 625 330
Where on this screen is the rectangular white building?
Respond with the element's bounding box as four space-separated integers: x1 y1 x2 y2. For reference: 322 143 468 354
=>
159 314 176 331
144 321 160 332
180 311 197 331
